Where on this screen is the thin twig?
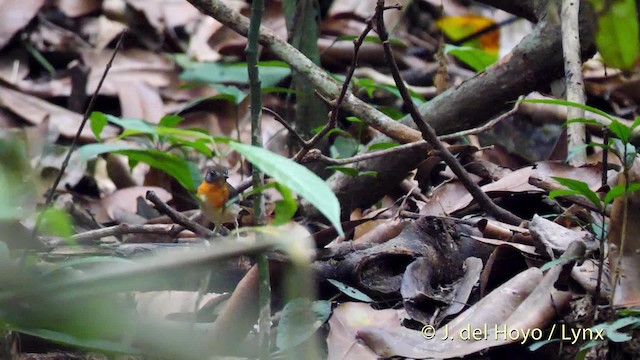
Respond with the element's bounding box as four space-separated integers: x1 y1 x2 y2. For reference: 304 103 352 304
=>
438 98 522 141
263 107 307 145
374 0 523 225
43 30 127 207
245 0 270 356
293 20 376 162
301 98 521 165
146 191 213 238
73 223 179 244
302 142 429 165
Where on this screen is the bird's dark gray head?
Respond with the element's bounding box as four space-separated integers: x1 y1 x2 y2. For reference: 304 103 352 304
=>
204 165 228 183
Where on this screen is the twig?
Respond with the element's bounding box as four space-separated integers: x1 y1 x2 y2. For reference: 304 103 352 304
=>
374 0 523 225
43 30 127 208
263 107 307 145
186 0 422 144
146 191 213 238
29 30 127 250
561 0 587 166
72 223 179 244
245 0 270 356
302 142 429 165
293 20 375 162
301 99 521 165
438 98 522 141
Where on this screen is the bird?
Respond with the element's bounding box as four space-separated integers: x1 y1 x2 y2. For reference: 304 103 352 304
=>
197 165 240 233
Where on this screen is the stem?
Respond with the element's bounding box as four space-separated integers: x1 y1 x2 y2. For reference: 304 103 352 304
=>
246 0 270 357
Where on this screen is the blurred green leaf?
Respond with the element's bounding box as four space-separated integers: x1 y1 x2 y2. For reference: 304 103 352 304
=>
330 137 360 158
273 183 298 226
79 144 198 191
89 112 108 141
590 0 640 71
368 142 399 151
609 119 633 143
210 84 247 105
38 207 74 241
276 298 331 350
180 60 291 89
158 115 183 128
551 177 601 209
604 183 640 205
519 99 614 122
230 142 344 236
327 165 377 178
445 44 497 72
539 255 582 272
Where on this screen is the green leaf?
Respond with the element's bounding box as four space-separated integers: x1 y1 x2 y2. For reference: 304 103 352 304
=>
180 60 291 89
78 143 138 160
158 115 183 128
519 99 615 122
609 119 633 143
590 0 640 71
551 177 602 209
604 183 640 205
78 144 198 191
261 86 297 95
276 299 331 350
539 255 582 272
368 142 399 151
326 166 377 178
330 136 359 158
38 207 74 241
273 183 298 226
606 327 632 342
327 166 358 177
345 116 363 124
566 118 603 126
445 44 497 72
210 84 247 105
327 279 373 302
229 142 344 236
89 112 108 141
617 308 640 316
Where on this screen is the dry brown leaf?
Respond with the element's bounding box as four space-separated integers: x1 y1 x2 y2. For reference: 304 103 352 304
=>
81 49 175 96
529 214 594 257
94 15 127 50
115 80 165 122
0 0 46 49
0 84 117 141
327 302 402 360
420 180 467 216
102 186 172 221
359 264 573 358
55 0 101 17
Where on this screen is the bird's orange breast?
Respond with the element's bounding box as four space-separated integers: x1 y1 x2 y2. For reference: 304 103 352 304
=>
197 181 230 209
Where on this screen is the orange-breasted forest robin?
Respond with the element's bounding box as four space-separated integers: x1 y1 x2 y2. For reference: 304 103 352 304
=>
197 165 240 231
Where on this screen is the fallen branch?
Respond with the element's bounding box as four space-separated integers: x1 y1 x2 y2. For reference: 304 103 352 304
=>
146 191 213 238
72 223 180 244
